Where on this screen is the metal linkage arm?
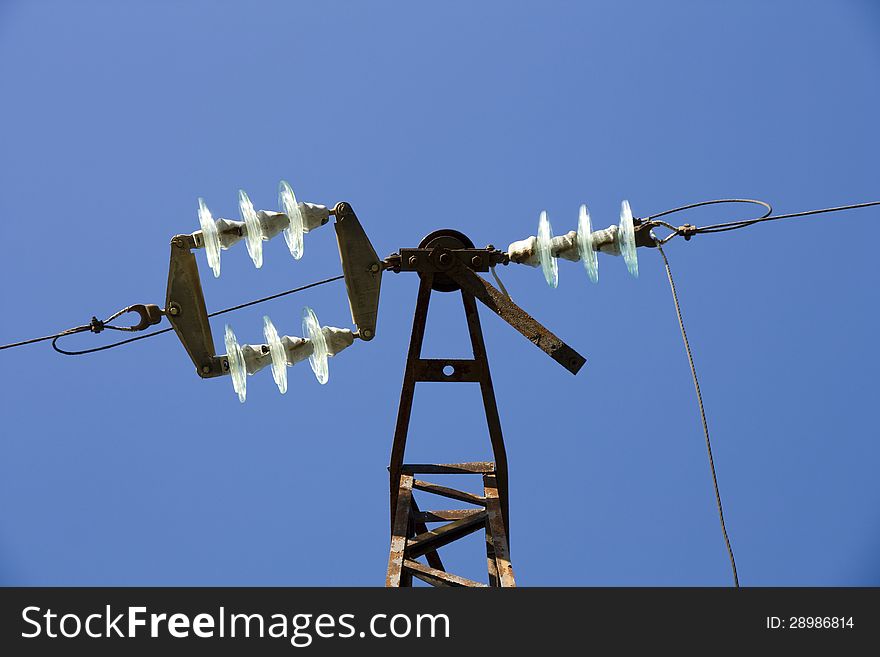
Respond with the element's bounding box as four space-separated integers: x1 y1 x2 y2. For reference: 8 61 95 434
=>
447 264 586 375
166 234 228 379
333 202 383 341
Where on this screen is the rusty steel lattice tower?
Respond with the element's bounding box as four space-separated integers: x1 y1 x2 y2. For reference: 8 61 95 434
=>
383 230 585 587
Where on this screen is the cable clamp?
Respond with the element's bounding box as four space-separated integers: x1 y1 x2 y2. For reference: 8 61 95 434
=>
125 304 164 331
678 224 697 240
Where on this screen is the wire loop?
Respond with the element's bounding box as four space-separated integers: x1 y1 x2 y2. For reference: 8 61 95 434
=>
45 275 345 356
642 198 879 245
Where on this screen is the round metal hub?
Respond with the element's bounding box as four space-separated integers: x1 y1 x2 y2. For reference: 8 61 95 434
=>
418 229 476 292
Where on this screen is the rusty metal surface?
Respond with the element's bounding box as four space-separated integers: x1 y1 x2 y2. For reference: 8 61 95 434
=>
386 461 516 588
449 264 586 375
165 234 227 379
408 497 444 572
386 235 585 373
398 248 502 274
403 560 487 588
394 229 507 292
484 473 516 587
402 462 496 475
387 274 511 528
411 358 482 383
388 273 434 531
413 509 484 522
333 202 383 341
460 290 511 538
486 532 499 587
412 480 487 507
406 512 488 558
386 473 414 587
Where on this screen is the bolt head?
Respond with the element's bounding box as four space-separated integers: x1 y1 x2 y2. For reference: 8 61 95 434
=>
168 304 180 316
370 263 381 273
471 255 482 267
408 255 419 267
362 329 373 339
438 253 452 265
201 365 211 374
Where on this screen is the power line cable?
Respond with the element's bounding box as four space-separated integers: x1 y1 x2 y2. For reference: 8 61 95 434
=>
695 201 880 234
645 199 880 243
655 240 740 587
53 326 174 356
203 274 344 319
0 328 83 351
0 274 345 355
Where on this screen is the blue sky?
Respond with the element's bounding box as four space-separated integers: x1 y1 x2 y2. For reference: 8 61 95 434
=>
0 1 878 586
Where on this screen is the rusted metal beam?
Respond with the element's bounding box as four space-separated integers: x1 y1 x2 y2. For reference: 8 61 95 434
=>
448 264 586 375
406 512 488 558
388 274 434 531
412 480 487 507
484 474 516 587
403 560 488 588
411 358 482 382
402 462 496 475
461 290 511 539
485 534 499 587
386 474 414 587
409 497 444 573
414 509 484 523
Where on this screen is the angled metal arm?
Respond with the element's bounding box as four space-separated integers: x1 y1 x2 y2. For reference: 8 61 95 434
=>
165 234 227 379
333 202 383 341
447 265 586 375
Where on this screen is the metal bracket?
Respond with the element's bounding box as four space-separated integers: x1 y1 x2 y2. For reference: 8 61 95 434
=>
634 218 659 248
165 234 227 379
125 304 164 331
334 202 382 341
398 248 505 274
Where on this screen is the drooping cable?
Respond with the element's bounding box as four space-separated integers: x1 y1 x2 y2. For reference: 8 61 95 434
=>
655 240 740 587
